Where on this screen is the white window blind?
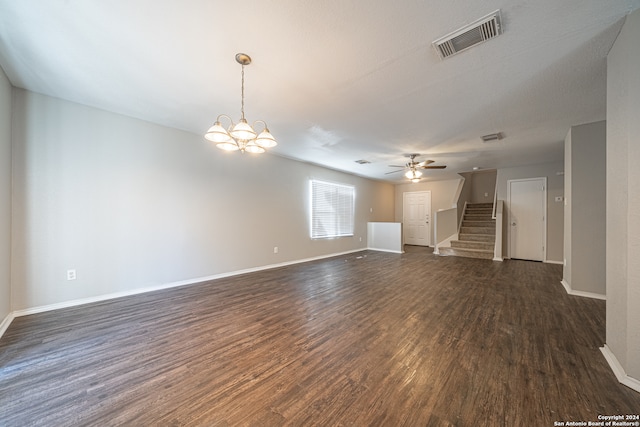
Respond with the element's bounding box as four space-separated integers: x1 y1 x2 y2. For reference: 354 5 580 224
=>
310 180 354 239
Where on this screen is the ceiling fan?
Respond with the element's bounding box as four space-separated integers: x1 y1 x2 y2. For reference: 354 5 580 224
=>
386 153 446 181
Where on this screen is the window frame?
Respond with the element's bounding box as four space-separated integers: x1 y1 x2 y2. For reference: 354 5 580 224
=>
310 179 355 239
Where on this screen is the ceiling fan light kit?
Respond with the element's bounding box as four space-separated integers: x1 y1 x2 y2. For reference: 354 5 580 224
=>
405 169 422 180
386 153 446 182
205 53 277 154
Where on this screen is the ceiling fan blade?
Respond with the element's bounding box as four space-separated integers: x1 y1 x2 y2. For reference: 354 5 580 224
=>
388 165 406 168
417 160 435 167
385 169 405 175
422 165 447 169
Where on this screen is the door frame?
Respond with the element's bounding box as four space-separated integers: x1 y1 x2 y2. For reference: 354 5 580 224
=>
402 190 432 247
507 177 547 261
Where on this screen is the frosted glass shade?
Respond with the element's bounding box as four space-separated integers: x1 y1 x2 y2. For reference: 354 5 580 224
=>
205 122 232 143
255 129 277 148
230 119 257 140
244 143 266 154
405 169 422 179
216 141 240 151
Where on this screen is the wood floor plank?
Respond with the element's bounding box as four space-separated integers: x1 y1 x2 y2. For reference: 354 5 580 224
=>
1 247 639 426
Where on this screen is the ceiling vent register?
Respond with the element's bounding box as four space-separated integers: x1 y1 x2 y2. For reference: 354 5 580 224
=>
481 132 504 142
432 10 503 60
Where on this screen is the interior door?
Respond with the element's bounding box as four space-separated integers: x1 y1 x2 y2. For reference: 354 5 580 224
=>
508 178 546 261
403 191 431 246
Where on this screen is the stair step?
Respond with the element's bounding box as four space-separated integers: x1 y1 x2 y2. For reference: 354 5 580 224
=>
460 226 496 235
467 203 493 207
438 246 494 260
465 208 493 214
462 220 495 228
458 233 494 242
464 211 493 218
451 240 494 250
464 213 493 219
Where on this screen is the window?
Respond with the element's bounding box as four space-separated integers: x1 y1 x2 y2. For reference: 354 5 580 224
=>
310 180 354 239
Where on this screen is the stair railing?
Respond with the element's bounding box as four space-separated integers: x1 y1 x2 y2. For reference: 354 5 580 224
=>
492 180 498 219
493 200 504 261
459 201 468 234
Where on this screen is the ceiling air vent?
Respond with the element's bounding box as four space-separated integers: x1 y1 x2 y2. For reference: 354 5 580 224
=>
432 10 503 60
481 132 504 142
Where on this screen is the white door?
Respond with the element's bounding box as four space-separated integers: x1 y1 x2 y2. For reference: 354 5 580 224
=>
403 191 431 246
508 178 546 261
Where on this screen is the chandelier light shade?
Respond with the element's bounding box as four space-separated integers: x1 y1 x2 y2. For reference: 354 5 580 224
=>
205 53 277 154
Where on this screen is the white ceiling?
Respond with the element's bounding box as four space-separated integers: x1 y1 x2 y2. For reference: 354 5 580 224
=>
1 0 638 182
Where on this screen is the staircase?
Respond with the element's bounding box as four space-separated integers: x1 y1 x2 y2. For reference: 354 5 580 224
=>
438 202 496 260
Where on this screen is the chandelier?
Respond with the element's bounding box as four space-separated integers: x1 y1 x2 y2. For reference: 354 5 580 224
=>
205 53 277 154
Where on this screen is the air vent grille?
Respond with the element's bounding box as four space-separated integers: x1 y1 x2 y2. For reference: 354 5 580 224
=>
481 132 504 142
433 10 503 60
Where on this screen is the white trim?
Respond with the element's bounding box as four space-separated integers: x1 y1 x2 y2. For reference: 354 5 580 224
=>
10 249 366 319
493 200 503 261
560 279 606 300
0 312 15 338
545 260 564 265
600 345 640 393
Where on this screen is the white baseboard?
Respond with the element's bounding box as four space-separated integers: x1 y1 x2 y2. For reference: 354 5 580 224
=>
560 279 606 301
10 248 367 319
0 312 15 339
492 256 504 262
544 259 564 265
600 345 640 393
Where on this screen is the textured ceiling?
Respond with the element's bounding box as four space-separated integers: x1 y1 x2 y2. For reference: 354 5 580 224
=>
0 0 638 182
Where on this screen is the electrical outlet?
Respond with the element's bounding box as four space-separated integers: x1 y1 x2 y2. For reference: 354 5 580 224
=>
273 246 278 254
67 269 76 281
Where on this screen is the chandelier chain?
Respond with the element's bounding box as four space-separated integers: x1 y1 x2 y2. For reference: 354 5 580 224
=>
240 64 245 120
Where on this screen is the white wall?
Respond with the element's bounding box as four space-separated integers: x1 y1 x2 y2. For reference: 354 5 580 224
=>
10 90 395 311
496 162 564 262
606 8 640 384
394 178 463 245
563 121 606 297
0 66 11 324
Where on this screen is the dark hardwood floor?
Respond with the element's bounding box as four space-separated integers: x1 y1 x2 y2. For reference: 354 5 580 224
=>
1 247 639 426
